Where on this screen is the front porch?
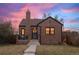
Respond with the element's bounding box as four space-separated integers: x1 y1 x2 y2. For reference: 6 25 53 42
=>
16 26 41 44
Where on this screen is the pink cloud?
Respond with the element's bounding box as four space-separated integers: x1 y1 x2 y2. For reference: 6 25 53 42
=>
63 27 77 32
18 3 56 18
69 19 79 24
61 7 79 13
0 8 5 13
63 18 79 24
9 4 56 31
63 28 71 31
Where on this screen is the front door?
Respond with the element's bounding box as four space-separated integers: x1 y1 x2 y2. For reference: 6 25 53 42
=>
32 27 38 39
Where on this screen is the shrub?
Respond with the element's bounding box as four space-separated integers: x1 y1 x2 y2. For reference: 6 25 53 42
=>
18 35 28 40
8 35 16 44
0 34 16 44
0 21 16 44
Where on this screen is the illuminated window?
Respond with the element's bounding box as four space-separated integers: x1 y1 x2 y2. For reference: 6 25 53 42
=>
21 29 25 35
46 28 50 34
50 28 54 34
45 27 55 35
32 27 37 33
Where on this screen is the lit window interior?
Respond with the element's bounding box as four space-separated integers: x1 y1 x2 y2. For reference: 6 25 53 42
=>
32 27 37 33
46 28 50 34
21 29 25 35
50 28 54 34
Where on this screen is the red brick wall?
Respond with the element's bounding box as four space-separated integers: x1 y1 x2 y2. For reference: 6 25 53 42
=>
39 18 62 44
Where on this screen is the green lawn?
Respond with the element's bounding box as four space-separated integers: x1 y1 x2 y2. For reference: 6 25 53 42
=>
36 45 79 55
0 44 27 55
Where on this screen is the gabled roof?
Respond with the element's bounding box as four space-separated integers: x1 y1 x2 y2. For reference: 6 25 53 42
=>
19 16 63 27
30 19 43 25
37 16 63 26
19 18 43 27
19 19 28 27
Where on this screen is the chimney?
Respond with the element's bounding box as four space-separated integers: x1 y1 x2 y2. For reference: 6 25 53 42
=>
26 9 31 19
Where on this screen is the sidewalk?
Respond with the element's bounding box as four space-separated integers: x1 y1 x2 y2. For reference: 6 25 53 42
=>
23 40 40 55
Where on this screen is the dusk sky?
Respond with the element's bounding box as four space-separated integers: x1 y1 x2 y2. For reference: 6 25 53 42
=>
0 3 79 32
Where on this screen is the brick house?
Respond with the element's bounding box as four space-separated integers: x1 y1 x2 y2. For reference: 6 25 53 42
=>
16 10 63 44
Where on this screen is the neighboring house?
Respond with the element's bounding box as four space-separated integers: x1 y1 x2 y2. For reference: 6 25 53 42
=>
16 10 63 44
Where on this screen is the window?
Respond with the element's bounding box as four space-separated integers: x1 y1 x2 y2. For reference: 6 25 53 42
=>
21 28 25 35
45 27 55 35
32 27 37 33
46 28 50 34
50 28 54 34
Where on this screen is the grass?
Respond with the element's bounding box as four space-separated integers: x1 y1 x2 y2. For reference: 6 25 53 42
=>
36 45 79 55
0 44 27 55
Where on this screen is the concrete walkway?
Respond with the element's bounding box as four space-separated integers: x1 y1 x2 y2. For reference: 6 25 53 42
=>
23 40 40 55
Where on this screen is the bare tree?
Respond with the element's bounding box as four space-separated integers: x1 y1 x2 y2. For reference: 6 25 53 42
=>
43 13 47 19
54 15 58 20
0 19 16 44
60 18 64 24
